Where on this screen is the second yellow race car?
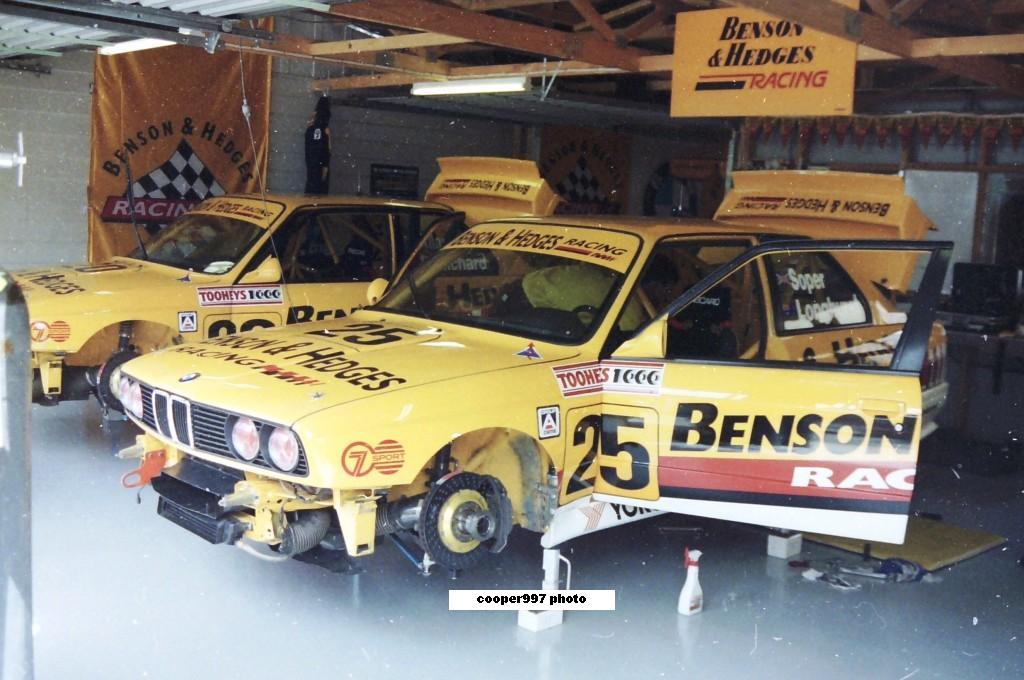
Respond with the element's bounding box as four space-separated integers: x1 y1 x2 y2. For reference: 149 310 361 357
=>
14 157 558 413
115 170 951 575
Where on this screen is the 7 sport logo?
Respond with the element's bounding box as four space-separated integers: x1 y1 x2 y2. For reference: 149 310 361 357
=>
341 439 406 477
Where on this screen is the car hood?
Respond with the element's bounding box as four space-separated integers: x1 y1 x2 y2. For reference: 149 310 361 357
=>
12 258 204 318
121 310 580 425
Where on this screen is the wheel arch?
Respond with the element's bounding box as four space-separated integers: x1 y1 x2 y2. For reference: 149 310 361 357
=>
65 318 182 367
447 426 558 533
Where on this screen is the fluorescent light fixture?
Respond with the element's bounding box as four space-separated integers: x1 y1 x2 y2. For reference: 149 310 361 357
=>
98 38 176 56
411 76 530 96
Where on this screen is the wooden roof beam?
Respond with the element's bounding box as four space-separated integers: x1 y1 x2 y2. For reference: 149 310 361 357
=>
573 1 652 31
568 0 619 43
327 0 654 71
891 0 932 22
619 1 672 43
723 0 1024 95
310 33 471 56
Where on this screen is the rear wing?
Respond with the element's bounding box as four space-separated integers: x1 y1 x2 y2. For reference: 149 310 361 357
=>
715 171 935 289
425 156 562 226
716 171 933 240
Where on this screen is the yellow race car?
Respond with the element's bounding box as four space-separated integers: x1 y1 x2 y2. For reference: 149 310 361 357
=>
115 171 951 574
14 157 558 413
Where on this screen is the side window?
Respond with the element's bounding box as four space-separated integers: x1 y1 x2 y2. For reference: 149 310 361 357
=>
273 211 391 283
610 239 756 357
766 252 869 334
392 211 451 266
668 247 936 370
663 257 764 361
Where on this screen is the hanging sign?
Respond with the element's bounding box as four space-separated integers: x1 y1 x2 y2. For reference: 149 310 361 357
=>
88 43 271 262
670 1 857 118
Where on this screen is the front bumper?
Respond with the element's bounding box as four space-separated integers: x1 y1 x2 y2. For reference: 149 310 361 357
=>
125 433 382 558
151 457 249 545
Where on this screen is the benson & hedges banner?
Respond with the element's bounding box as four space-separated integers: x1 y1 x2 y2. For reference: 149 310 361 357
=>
671 0 857 118
88 45 271 261
539 125 630 214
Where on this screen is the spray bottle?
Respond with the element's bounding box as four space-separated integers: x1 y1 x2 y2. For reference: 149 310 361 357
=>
677 548 703 615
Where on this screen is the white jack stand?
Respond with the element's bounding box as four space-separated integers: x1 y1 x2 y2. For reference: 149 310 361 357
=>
767 529 803 559
518 548 570 632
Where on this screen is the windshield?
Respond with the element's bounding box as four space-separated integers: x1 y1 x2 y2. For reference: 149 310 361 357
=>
129 214 263 273
377 246 627 343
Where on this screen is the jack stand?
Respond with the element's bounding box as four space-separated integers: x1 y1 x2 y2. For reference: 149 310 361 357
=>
767 529 803 559
387 533 435 576
518 548 570 632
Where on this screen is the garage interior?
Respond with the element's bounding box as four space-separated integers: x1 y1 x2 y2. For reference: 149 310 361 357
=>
1 2 1023 679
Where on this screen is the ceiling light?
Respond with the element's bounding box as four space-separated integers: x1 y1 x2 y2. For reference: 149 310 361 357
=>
411 76 530 96
98 38 176 56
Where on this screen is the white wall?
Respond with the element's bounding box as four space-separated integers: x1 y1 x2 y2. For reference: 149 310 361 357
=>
0 52 93 269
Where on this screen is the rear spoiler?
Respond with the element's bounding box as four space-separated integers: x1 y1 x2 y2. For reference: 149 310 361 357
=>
715 171 934 241
716 171 934 289
425 156 562 225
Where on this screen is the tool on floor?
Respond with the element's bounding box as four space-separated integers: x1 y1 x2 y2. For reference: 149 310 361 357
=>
678 547 703 615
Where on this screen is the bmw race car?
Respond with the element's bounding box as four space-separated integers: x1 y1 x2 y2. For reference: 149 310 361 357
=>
114 170 950 574
14 157 558 412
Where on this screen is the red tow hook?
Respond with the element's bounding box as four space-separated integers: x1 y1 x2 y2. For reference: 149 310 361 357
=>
121 450 167 489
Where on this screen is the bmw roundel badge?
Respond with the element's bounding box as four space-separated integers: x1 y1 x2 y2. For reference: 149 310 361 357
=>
179 372 200 383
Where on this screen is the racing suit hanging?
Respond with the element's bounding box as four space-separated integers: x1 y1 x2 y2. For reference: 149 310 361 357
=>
304 95 332 195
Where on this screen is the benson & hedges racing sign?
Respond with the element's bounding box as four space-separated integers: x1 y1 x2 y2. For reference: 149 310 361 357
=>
670 1 858 117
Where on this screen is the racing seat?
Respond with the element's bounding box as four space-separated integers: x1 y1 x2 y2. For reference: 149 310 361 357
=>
667 285 738 359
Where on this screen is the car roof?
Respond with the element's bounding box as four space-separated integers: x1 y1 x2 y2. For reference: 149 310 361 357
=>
477 214 804 241
225 193 454 212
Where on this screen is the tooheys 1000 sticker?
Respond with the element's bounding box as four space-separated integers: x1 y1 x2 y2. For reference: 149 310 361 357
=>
197 285 283 307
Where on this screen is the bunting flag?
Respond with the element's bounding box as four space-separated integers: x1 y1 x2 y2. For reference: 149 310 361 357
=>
88 43 271 262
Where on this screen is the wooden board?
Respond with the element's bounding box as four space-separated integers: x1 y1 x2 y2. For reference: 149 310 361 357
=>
806 517 1006 572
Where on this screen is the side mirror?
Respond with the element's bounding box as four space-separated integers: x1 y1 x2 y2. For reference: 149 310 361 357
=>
366 277 389 305
238 256 282 285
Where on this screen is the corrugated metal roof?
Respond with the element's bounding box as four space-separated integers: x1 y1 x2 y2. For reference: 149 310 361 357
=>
0 1 316 59
0 15 120 57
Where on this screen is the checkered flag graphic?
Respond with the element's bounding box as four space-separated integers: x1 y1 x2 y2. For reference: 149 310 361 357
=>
130 139 225 200
555 156 606 204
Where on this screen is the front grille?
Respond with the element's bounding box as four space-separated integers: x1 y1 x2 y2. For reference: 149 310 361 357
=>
154 391 171 437
134 381 308 477
171 398 191 447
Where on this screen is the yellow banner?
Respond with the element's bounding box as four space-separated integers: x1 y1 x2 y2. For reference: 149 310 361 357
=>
88 44 271 262
671 2 857 118
539 125 630 214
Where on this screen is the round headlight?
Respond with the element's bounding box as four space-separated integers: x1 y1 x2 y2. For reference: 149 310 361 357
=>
266 427 300 472
230 417 260 462
126 381 143 419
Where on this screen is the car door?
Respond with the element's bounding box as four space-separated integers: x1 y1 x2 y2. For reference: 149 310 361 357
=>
592 239 951 544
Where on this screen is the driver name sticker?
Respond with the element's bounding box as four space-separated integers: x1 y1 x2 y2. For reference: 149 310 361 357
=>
553 360 665 398
178 311 198 333
197 285 283 307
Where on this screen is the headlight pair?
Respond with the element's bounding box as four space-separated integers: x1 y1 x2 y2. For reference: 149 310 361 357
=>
227 416 301 473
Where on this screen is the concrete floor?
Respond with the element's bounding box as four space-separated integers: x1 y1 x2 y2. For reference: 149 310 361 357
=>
29 401 1024 680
